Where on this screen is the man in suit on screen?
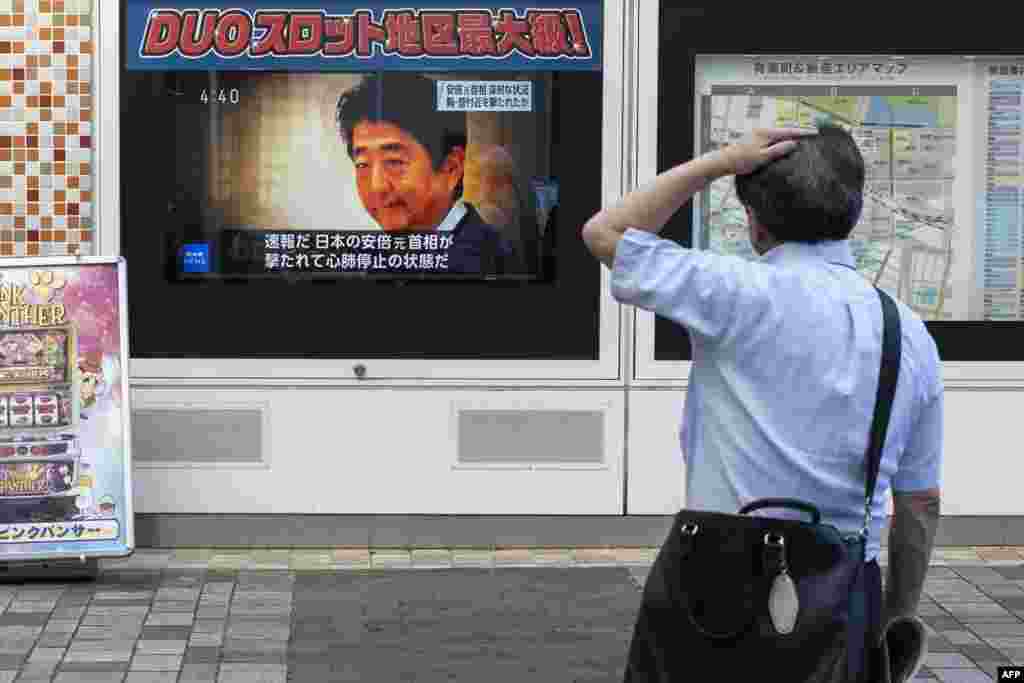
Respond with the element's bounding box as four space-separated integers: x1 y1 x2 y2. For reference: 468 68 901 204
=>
336 72 516 276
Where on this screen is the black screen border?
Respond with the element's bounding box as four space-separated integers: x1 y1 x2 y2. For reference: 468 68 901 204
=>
656 7 1024 363
118 3 609 364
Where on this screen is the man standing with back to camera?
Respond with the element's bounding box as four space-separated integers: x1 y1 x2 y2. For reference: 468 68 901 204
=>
335 72 516 276
582 124 943 680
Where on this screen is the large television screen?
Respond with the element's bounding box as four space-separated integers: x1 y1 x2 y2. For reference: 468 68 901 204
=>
656 8 1024 361
121 1 605 360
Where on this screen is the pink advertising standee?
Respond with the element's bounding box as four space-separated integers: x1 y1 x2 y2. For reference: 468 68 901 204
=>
0 257 133 567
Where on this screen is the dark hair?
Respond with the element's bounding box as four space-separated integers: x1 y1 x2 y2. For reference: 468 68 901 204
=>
336 72 467 198
734 123 865 242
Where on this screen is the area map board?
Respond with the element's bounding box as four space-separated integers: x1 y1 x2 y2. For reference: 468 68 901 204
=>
693 55 1024 325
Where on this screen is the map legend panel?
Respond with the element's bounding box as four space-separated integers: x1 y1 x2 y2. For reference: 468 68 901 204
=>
984 73 1024 320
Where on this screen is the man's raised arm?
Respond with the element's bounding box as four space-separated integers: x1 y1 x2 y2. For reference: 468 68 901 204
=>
581 128 815 267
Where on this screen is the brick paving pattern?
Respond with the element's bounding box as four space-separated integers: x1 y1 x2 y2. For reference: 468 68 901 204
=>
0 547 1013 680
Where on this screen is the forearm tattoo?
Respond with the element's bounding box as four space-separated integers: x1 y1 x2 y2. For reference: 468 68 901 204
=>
885 491 941 621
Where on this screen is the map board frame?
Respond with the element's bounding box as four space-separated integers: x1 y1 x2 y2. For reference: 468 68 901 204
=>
655 7 1024 362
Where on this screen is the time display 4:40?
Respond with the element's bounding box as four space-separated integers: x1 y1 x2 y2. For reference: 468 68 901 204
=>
200 88 240 104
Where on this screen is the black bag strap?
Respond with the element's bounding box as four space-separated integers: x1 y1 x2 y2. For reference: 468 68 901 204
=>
861 287 901 539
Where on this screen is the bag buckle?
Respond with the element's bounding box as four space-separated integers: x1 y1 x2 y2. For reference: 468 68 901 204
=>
678 522 699 559
763 532 787 574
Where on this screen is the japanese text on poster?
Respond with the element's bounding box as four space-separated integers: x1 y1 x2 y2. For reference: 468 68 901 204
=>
124 2 604 71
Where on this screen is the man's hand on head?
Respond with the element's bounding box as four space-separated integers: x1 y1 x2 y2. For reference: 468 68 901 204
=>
581 127 816 268
706 127 818 177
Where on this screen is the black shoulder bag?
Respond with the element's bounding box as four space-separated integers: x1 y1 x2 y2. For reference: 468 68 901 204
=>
623 287 901 683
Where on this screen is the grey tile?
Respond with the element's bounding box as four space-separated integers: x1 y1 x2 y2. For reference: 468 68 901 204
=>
52 673 126 683
955 616 1022 624
0 615 49 627
945 605 1016 619
45 622 82 635
127 655 181 672
221 642 285 657
54 663 128 674
134 643 185 657
177 665 217 683
84 608 148 619
981 585 1024 598
627 567 647 589
194 609 228 620
36 635 72 649
965 623 1024 636
215 664 285 683
136 628 188 643
188 622 224 635
926 617 966 631
61 644 134 664
27 647 66 664
984 640 1024 655
930 669 996 682
956 568 1014 584
928 636 961 653
957 644 1009 662
0 639 38 656
993 566 1024 581
0 628 44 639
123 674 178 683
142 615 191 627
72 627 142 641
942 631 986 646
996 648 1024 664
930 568 965 579
225 621 289 640
218 650 286 665
920 604 955 616
50 609 87 621
975 662 1011 680
186 635 221 648
182 648 219 665
0 655 25 669
995 597 1024 610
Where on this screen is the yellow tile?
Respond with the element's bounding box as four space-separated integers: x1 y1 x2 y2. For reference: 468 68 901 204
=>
573 548 617 563
530 548 572 564
411 549 452 567
171 548 214 562
250 550 291 563
452 550 494 566
208 554 246 570
371 551 411 568
610 548 659 563
289 552 332 570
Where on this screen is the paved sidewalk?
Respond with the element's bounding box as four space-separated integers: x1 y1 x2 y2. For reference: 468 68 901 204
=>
0 546 1016 681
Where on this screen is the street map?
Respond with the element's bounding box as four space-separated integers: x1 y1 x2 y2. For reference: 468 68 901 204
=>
699 87 957 320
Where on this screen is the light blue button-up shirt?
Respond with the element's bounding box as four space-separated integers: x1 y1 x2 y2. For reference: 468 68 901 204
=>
611 229 943 562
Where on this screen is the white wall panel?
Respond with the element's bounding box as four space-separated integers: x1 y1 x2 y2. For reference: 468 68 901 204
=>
131 387 625 515
625 390 685 514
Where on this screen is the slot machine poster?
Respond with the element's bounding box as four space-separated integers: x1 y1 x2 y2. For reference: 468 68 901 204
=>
0 258 131 561
123 1 600 281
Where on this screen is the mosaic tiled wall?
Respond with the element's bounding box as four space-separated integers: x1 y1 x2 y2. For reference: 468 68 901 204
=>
0 0 93 258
